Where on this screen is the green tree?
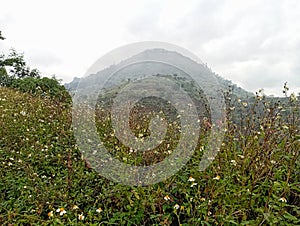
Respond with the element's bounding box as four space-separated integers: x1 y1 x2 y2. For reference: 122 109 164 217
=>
0 31 40 86
0 30 70 102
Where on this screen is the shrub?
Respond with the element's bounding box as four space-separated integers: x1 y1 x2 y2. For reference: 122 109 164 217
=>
11 76 71 102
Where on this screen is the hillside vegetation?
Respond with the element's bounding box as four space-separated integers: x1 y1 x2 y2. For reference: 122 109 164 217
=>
0 85 299 225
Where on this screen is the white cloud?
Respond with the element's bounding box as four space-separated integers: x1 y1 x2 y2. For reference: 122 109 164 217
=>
0 0 299 96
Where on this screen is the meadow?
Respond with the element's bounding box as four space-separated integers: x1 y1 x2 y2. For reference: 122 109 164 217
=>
0 84 299 225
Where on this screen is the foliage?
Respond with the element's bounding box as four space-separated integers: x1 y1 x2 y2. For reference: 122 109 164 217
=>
0 49 40 87
11 76 71 102
0 32 69 102
0 82 299 225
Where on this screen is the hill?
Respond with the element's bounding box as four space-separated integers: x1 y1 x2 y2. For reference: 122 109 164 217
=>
65 48 253 100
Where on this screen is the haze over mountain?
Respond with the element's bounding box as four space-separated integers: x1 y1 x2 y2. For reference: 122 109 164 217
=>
65 48 253 100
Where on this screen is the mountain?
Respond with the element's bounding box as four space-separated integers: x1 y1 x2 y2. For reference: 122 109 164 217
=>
65 48 254 100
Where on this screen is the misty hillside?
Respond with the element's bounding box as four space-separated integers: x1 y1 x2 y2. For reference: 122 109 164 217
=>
65 49 300 128
65 49 253 99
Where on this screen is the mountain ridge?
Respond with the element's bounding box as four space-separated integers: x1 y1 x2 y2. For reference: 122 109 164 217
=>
65 48 253 99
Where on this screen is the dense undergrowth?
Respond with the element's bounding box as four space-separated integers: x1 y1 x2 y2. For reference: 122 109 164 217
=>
0 85 299 225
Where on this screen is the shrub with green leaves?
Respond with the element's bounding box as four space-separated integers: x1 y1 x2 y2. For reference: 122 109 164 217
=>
11 76 70 102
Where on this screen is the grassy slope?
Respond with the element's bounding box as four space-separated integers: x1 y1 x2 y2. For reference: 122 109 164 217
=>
0 87 299 225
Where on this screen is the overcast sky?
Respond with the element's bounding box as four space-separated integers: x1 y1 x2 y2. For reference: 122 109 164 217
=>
1 0 300 96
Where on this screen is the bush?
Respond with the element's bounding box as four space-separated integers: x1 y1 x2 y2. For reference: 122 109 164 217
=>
11 76 71 102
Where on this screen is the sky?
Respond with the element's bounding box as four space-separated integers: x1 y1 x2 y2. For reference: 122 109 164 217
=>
1 0 300 96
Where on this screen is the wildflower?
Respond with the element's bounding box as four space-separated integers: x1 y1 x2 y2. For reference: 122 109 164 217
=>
8 162 13 166
48 211 53 218
208 211 212 216
279 197 287 203
56 207 67 216
242 102 248 107
213 175 220 180
164 195 171 201
20 110 26 116
200 197 206 201
72 205 79 210
290 93 298 101
270 160 276 164
138 133 144 138
96 207 103 213
174 204 180 210
282 125 289 130
257 95 263 100
190 182 197 187
230 160 237 166
78 213 85 220
238 154 245 159
188 176 195 182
